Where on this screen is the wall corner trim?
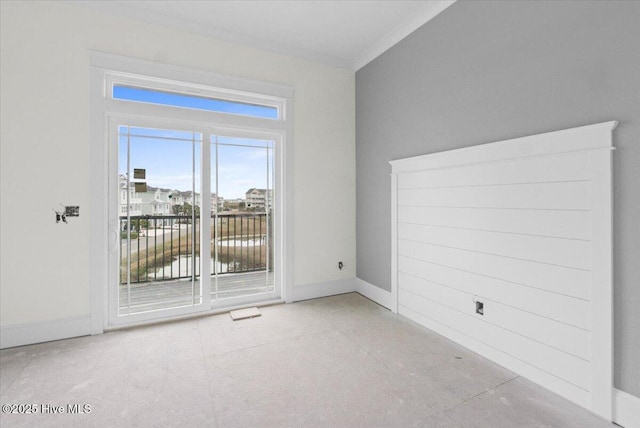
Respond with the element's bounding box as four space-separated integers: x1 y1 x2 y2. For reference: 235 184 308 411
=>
614 389 640 428
0 316 92 349
355 278 395 311
292 278 357 302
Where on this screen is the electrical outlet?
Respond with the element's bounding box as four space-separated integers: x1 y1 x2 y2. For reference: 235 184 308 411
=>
65 206 80 217
475 301 484 315
338 261 344 270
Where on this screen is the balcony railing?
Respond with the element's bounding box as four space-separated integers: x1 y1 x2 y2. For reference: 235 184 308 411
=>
119 213 271 285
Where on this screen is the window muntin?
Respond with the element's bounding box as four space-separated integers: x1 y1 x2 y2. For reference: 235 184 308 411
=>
94 56 290 327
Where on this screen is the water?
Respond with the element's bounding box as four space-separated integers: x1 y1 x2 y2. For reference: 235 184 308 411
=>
154 255 230 278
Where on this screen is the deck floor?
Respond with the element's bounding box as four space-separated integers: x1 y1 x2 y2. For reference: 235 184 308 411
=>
118 271 274 314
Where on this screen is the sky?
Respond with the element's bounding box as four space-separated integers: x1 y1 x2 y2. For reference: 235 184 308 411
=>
116 87 275 200
114 86 277 119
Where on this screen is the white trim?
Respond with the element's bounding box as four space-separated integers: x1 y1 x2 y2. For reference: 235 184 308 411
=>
353 0 457 70
389 121 617 420
0 316 91 349
400 305 590 408
90 69 108 335
105 116 210 327
103 100 288 133
106 73 285 114
389 121 618 173
589 139 614 418
90 53 294 330
355 278 394 311
614 389 640 428
291 278 356 302
76 5 352 70
104 299 285 332
73 3 456 71
91 52 294 99
282 97 294 303
210 291 282 311
200 127 213 304
390 173 399 313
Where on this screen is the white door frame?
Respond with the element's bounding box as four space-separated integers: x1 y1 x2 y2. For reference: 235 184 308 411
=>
208 126 284 311
90 53 294 332
107 115 210 326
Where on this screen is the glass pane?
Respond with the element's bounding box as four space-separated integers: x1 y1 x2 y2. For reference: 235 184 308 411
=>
216 135 275 148
113 85 278 120
118 126 202 315
211 136 275 300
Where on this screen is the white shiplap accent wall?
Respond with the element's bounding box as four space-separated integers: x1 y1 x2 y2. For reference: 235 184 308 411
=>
389 122 616 420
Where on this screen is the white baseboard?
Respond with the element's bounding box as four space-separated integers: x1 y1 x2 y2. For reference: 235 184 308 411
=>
0 315 92 349
614 388 640 428
0 300 636 428
355 277 396 312
292 277 356 302
0 280 356 348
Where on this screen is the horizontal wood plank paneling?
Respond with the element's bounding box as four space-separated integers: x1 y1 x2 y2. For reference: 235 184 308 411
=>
390 122 615 418
398 223 591 270
398 180 590 210
398 239 590 300
399 289 591 390
399 305 591 409
398 256 590 329
398 206 591 240
399 272 590 359
397 151 590 190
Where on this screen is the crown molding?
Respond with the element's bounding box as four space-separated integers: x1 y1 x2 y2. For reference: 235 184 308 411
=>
67 0 454 72
66 0 353 70
353 0 456 71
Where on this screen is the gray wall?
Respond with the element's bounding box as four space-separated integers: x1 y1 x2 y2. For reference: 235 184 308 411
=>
356 0 640 396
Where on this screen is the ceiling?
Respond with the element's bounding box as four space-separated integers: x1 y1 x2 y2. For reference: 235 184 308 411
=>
69 0 455 70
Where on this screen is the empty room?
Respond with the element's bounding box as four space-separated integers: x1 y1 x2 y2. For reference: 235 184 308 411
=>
1 1 638 427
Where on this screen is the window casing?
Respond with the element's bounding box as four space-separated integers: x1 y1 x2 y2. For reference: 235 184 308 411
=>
90 53 293 332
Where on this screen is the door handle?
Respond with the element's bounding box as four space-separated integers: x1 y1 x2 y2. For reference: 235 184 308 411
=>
109 229 118 250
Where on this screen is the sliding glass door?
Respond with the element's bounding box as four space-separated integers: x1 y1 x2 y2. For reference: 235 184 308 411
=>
110 120 280 325
117 125 203 317
211 136 275 300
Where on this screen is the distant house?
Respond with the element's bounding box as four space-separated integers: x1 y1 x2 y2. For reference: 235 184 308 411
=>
118 174 142 216
139 187 172 216
245 188 272 209
211 194 223 214
168 190 201 208
118 175 223 218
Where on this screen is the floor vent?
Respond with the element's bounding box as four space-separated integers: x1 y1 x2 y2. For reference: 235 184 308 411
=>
229 307 261 321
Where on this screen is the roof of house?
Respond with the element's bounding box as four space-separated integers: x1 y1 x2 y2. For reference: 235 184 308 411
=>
245 188 271 195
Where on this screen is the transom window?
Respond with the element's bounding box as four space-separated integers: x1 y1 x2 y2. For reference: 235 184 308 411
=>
113 85 278 119
91 54 293 331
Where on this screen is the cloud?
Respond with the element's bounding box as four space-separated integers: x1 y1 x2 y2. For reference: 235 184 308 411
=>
232 179 253 186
